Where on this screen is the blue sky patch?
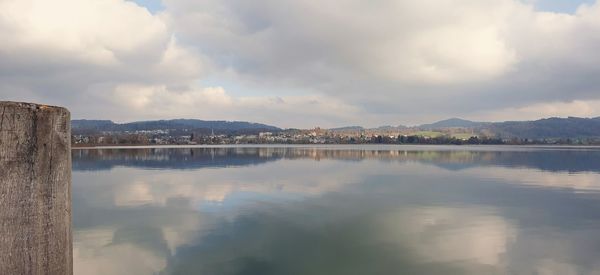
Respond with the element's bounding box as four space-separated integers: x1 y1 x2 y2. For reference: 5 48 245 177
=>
130 0 164 14
533 0 595 13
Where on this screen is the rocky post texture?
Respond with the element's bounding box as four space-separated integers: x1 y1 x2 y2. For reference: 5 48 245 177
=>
0 102 72 275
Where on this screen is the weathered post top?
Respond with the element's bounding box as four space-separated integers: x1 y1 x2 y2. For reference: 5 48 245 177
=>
0 101 72 275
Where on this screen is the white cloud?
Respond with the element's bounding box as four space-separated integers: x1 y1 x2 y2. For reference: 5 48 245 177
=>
163 0 521 84
0 0 175 66
0 0 203 107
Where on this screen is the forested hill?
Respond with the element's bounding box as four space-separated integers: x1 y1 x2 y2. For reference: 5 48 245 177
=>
482 117 600 139
72 119 281 135
417 117 600 139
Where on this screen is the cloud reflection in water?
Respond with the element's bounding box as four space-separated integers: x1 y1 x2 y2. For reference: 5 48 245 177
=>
72 146 600 275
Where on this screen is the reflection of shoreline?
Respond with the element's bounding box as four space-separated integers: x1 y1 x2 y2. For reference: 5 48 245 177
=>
73 147 600 173
72 144 600 150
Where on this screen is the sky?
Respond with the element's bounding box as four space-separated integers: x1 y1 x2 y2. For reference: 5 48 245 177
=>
1 0 600 128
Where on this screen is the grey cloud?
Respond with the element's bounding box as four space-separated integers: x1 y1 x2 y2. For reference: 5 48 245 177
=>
163 0 600 123
2 0 600 126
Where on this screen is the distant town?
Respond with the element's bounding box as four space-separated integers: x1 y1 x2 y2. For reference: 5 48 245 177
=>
73 128 505 146
71 117 600 146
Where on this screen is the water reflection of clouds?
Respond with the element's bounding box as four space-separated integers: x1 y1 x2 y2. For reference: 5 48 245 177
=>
507 228 600 275
72 147 600 275
73 158 372 275
463 167 600 192
77 159 364 209
378 207 516 267
74 228 167 275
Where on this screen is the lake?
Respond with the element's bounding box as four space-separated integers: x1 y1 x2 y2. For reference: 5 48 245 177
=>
72 145 600 275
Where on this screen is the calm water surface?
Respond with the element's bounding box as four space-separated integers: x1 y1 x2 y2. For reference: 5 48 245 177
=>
72 145 600 275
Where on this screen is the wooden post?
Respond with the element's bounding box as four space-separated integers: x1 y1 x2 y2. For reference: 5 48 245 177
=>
0 102 72 275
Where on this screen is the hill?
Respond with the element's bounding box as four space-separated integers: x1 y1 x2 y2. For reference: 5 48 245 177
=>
484 117 600 139
416 117 600 140
418 118 483 129
73 116 600 141
328 125 407 132
72 119 281 135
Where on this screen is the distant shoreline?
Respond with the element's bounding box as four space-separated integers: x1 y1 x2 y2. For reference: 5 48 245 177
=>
71 144 600 150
